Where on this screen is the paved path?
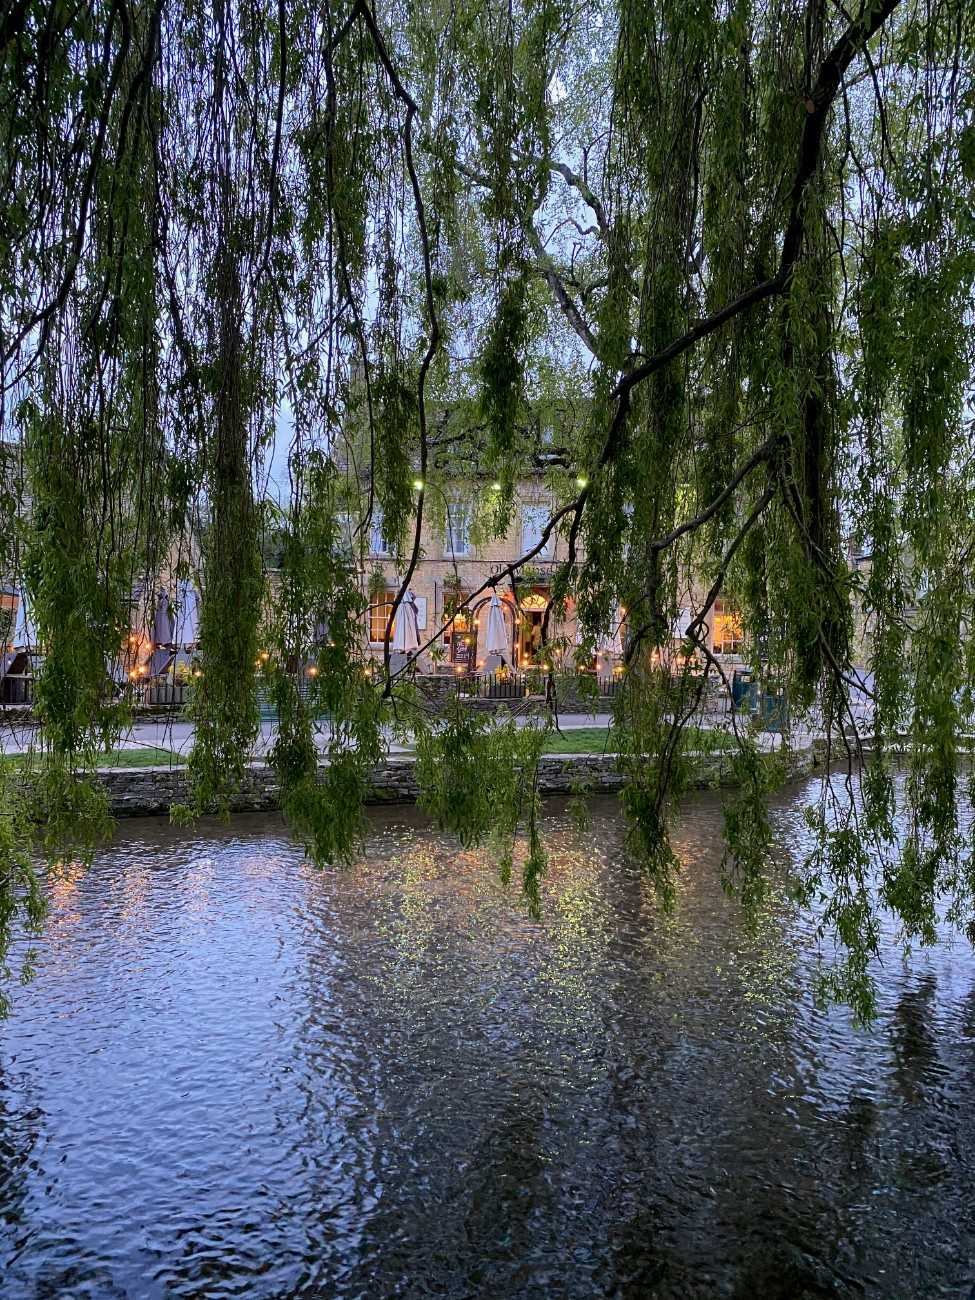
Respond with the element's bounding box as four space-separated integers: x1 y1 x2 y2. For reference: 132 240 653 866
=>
0 710 625 757
0 711 823 760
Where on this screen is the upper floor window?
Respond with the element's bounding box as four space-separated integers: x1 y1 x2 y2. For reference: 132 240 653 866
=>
335 512 355 557
521 504 552 557
444 499 472 557
369 511 391 557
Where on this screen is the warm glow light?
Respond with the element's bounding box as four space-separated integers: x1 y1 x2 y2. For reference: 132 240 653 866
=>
454 664 464 673
306 665 319 677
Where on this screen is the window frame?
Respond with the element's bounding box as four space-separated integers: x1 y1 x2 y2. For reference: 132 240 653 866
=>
368 588 397 645
443 498 473 558
368 512 391 558
711 598 744 657
521 503 552 557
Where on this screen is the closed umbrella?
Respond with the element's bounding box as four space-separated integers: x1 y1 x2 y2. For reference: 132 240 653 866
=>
148 590 176 677
175 581 200 649
392 589 421 653
1 587 37 693
0 588 17 677
483 594 509 663
11 586 37 651
597 605 624 657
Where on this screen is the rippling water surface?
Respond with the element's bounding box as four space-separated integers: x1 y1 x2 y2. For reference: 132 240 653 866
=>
1 780 974 1298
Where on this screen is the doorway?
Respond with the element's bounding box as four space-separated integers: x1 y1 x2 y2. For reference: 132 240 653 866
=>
518 609 545 666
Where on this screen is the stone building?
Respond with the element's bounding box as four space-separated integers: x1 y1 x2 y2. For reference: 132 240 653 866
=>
361 476 583 671
358 477 747 676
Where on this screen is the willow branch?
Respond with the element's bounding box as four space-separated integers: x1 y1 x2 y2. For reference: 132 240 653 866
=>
525 223 601 356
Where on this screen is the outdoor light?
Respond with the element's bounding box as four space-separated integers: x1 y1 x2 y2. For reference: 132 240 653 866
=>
454 664 464 673
412 478 424 491
491 481 502 491
576 475 588 487
306 665 319 677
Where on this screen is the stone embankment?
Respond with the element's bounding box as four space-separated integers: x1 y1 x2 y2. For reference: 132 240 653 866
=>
96 745 818 818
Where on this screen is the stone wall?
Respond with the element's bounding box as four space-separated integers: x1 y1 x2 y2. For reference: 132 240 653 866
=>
91 743 817 818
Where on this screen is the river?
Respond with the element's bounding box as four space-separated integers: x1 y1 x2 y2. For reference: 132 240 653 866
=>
1 778 973 1298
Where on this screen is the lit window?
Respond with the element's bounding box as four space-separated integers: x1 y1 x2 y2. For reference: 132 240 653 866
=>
0 588 16 644
442 589 470 646
521 504 552 557
368 589 397 643
441 591 477 664
712 599 743 656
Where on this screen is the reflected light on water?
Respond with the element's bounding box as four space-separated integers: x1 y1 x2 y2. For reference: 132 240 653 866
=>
0 780 974 1298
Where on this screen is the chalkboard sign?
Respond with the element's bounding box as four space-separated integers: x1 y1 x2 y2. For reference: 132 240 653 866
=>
450 630 475 664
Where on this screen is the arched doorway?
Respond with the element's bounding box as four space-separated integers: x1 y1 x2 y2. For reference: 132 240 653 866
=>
516 590 549 667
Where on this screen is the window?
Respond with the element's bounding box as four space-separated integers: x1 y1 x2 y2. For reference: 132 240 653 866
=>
0 588 16 645
441 589 470 645
369 511 390 557
712 599 743 657
444 499 472 557
368 589 397 643
441 591 476 664
521 504 552 557
335 512 355 557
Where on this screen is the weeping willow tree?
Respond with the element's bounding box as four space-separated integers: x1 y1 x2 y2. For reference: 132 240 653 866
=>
0 0 973 1018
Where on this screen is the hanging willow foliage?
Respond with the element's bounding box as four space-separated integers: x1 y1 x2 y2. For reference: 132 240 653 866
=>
0 0 974 1019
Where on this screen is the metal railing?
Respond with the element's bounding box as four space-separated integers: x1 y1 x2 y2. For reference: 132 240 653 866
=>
448 669 624 701
143 682 188 707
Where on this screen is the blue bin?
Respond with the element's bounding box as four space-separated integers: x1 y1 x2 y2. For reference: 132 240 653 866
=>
760 690 788 732
731 670 756 711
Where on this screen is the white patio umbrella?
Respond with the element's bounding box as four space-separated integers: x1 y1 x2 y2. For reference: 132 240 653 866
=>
392 589 421 653
11 586 37 651
0 587 39 686
596 605 624 657
174 580 200 649
483 594 509 662
148 590 176 677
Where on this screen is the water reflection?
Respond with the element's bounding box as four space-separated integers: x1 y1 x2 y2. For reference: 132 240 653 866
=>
0 782 974 1297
